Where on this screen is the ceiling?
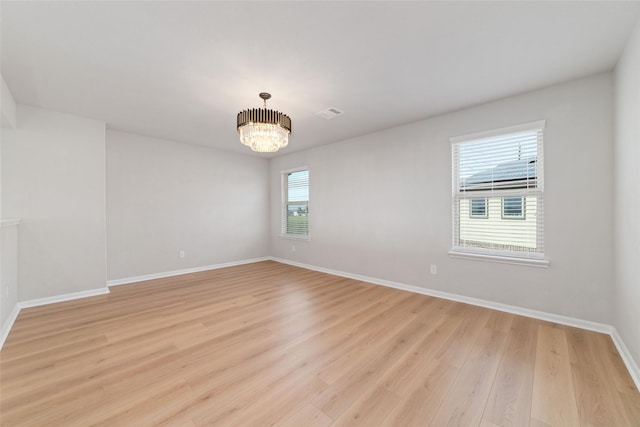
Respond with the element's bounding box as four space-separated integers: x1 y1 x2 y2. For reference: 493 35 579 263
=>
2 1 639 157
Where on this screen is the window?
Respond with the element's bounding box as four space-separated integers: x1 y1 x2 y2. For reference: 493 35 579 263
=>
502 196 525 219
470 198 488 218
282 167 309 237
451 121 546 265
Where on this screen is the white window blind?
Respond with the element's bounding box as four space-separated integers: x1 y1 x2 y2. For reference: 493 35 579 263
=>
282 168 309 237
451 121 545 261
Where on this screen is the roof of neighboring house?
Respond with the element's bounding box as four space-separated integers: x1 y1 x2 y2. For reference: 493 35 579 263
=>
463 158 537 188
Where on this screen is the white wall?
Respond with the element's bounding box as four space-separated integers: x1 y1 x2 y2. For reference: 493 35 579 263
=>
0 74 18 329
106 130 269 281
1 105 107 301
1 76 16 129
1 222 19 328
271 73 614 324
614 19 640 368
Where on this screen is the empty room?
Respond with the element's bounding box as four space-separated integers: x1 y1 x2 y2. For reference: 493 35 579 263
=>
1 1 640 426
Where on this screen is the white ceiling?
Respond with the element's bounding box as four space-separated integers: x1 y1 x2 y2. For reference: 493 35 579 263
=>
2 1 639 157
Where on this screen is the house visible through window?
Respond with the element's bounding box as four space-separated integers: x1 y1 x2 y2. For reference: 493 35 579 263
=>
451 121 546 263
282 167 309 237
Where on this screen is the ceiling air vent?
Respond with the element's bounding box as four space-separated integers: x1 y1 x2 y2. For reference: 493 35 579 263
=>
316 107 344 120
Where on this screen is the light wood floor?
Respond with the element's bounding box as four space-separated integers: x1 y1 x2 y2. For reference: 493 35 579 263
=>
1 261 639 426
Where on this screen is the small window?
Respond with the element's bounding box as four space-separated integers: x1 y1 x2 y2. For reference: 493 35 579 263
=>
282 167 309 237
502 196 525 219
470 198 488 218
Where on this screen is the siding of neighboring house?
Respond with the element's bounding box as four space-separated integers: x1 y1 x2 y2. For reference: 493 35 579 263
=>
459 196 538 250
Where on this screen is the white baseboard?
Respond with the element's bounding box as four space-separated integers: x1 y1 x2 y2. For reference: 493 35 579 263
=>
610 328 640 392
106 257 271 287
270 257 612 333
270 256 639 391
1 257 270 350
0 304 21 350
18 287 110 309
0 287 110 350
0 257 270 351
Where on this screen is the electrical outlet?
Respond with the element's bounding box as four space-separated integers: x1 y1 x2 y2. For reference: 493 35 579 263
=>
179 250 185 259
430 264 437 275
292 245 296 252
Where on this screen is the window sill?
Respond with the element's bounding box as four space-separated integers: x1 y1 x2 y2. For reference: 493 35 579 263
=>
279 234 310 241
448 250 549 268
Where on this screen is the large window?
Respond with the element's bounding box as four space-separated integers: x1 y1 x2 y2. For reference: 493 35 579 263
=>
282 167 309 237
451 121 546 264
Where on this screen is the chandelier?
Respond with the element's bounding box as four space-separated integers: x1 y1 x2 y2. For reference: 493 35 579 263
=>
237 92 292 153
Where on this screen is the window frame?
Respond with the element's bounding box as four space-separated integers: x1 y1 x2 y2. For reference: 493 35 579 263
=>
449 121 548 267
281 166 310 239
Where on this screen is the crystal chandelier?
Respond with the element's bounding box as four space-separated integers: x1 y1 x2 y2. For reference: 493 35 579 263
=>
237 92 292 153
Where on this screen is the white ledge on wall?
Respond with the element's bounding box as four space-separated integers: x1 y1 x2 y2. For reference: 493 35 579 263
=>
1 218 21 228
448 250 550 267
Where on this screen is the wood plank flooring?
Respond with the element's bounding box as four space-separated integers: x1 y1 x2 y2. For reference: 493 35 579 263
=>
1 261 639 426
